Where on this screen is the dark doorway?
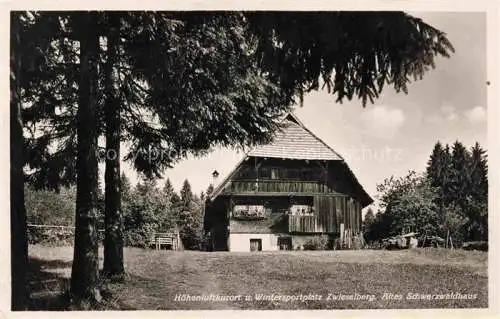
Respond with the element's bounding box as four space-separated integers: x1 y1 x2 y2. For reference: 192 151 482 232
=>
250 238 262 252
278 236 292 250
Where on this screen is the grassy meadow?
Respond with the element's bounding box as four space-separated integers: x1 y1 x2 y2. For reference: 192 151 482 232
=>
28 245 488 310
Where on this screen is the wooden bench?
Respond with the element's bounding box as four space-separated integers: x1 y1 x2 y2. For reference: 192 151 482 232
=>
150 232 178 250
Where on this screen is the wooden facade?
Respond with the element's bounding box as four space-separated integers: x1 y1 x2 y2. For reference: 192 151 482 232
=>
204 114 372 251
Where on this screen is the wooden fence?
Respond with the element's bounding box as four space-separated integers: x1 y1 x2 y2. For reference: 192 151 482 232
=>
27 224 104 245
27 224 180 250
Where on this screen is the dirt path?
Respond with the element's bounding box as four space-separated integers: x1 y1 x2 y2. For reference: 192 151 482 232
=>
188 254 241 310
114 251 240 310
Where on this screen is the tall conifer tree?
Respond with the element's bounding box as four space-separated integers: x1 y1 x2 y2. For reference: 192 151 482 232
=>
450 141 472 213
70 11 102 304
468 142 488 240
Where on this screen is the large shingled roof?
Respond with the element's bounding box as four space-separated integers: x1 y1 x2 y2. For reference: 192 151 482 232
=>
208 113 373 207
247 114 343 161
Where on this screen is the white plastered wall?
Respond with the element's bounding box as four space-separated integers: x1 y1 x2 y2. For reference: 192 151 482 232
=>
229 233 280 252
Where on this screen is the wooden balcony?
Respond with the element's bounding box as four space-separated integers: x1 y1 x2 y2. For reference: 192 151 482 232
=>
223 180 334 195
287 215 326 233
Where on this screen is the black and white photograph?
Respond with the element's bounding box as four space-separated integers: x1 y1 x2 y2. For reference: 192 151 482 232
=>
8 4 496 314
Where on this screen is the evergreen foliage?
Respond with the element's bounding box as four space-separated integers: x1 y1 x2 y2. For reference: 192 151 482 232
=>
178 179 203 250
371 141 488 244
362 207 375 243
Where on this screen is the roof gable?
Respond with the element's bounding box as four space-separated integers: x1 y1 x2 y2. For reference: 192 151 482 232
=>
247 114 343 161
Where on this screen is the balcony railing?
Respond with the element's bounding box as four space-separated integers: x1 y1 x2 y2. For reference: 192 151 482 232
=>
223 180 334 194
287 215 326 233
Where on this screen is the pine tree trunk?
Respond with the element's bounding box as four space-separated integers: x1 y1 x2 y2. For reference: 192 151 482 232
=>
103 13 124 279
70 12 102 304
445 230 449 249
10 13 29 310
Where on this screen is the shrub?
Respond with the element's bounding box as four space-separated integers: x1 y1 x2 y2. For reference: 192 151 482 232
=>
303 236 329 250
123 223 158 248
25 185 106 246
179 225 201 250
352 235 364 250
199 233 212 251
27 226 104 246
25 186 76 226
462 241 488 251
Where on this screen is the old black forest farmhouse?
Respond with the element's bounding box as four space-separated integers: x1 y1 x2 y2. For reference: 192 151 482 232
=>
204 114 373 251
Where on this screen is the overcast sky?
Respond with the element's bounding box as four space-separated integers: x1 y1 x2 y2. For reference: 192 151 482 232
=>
117 12 487 210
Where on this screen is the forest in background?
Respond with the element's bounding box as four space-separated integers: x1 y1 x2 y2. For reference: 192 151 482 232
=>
363 140 488 246
26 176 214 250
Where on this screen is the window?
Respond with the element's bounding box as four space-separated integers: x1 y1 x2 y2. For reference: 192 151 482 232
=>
233 204 266 219
314 170 325 180
259 167 279 179
250 239 262 252
238 167 254 179
286 169 301 179
289 204 314 216
271 168 279 180
259 167 271 179
278 237 292 250
301 169 313 180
